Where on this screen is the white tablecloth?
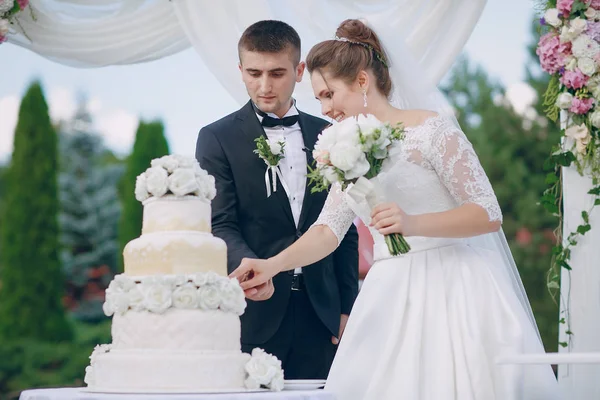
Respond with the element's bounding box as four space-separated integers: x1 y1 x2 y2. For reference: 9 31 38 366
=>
19 388 336 400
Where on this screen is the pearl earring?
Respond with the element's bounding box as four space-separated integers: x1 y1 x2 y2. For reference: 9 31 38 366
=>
363 88 368 107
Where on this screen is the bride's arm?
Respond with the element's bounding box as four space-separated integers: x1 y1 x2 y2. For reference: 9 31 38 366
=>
375 119 502 239
415 119 502 237
231 183 356 290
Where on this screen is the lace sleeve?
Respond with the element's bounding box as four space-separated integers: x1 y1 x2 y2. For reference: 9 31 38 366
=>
311 182 357 246
427 118 503 222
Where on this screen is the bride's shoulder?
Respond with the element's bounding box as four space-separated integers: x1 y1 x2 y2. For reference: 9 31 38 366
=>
399 109 440 129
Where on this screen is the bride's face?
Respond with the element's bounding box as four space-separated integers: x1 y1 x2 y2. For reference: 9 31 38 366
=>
311 70 364 122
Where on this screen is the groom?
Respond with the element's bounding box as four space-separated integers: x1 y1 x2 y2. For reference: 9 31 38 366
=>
195 20 359 379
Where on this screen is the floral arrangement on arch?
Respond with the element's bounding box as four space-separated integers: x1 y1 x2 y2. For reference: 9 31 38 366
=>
0 0 29 44
537 0 600 347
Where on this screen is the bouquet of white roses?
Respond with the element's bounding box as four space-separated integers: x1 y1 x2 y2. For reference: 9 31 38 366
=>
307 114 410 255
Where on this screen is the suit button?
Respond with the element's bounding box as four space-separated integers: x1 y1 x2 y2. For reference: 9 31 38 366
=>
287 270 294 276
296 231 302 239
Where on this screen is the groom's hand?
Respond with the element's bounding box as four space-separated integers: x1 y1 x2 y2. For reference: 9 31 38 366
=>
244 279 274 301
332 314 349 345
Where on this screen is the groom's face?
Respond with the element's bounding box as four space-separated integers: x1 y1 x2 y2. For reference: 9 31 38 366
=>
239 48 305 118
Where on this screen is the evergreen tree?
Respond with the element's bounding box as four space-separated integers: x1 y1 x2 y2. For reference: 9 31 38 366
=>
58 98 124 321
443 53 560 351
117 120 169 271
0 81 72 341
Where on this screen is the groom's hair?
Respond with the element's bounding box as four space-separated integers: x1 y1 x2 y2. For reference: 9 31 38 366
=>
238 20 301 65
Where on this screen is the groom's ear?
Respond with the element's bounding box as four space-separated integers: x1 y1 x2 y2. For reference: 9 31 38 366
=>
296 61 306 83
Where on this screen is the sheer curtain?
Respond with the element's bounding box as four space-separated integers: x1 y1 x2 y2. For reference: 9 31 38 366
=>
7 0 486 109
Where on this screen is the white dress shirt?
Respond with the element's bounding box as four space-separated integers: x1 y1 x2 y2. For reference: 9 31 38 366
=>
255 105 306 274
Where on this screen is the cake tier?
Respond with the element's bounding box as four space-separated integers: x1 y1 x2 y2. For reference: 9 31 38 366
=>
87 349 250 392
124 232 227 276
142 196 211 234
112 309 240 351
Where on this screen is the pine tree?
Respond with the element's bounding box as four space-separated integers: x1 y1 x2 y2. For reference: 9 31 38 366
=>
58 98 124 321
117 120 169 271
0 81 73 341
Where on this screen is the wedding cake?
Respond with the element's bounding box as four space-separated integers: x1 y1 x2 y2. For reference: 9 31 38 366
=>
84 155 283 393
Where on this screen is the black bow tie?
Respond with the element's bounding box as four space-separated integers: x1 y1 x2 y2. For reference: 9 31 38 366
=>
253 104 299 128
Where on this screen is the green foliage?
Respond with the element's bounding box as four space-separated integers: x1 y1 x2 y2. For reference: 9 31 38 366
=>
117 120 169 271
0 81 72 342
0 320 111 400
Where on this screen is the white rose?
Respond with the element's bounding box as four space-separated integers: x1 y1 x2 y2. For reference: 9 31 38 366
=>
269 370 284 391
560 26 579 43
104 291 129 315
356 114 383 138
144 283 172 313
588 75 600 90
197 284 222 310
134 173 150 202
145 167 169 197
172 283 199 309
571 18 588 35
565 123 590 142
268 140 283 156
544 8 562 28
193 273 209 287
591 85 600 100
578 57 597 76
168 168 199 196
174 154 195 168
556 92 574 109
572 35 600 59
314 125 339 152
84 366 95 386
245 355 278 386
0 0 14 15
344 153 370 180
585 7 598 20
244 376 261 390
219 280 246 315
151 155 179 173
590 110 600 128
113 274 136 292
0 19 9 36
322 166 339 184
127 286 145 311
565 56 577 71
329 142 362 172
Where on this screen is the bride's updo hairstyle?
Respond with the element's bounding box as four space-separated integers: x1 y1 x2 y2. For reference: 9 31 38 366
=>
306 19 392 97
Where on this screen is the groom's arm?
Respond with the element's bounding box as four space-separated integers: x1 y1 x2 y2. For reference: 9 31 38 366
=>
196 126 258 274
332 222 359 315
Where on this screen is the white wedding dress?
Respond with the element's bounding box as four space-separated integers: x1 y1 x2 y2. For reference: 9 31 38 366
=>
313 115 561 400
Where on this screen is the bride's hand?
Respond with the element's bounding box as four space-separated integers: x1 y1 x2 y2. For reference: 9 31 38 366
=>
230 258 280 292
370 202 415 236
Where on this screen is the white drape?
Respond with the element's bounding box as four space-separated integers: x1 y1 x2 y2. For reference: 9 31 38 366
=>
7 0 486 108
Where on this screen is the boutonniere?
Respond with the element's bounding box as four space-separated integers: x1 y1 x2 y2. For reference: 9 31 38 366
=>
254 136 289 197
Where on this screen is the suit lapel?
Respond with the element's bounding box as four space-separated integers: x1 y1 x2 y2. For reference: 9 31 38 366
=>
237 101 295 227
297 111 324 229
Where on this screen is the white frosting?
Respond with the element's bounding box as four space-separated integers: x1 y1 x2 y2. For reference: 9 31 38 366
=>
111 309 240 351
123 232 227 276
87 349 250 392
142 196 211 234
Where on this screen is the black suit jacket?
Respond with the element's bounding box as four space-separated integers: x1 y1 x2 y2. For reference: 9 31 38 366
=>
196 100 359 344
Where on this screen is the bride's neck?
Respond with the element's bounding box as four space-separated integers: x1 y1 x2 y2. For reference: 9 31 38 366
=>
366 98 400 124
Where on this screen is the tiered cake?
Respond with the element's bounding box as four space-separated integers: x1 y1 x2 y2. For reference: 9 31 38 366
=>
84 155 283 393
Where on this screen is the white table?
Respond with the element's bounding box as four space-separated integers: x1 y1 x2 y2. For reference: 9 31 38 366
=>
19 388 336 400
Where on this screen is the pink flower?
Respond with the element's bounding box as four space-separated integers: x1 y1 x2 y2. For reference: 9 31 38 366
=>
558 0 575 15
560 68 589 89
587 21 600 42
17 0 29 9
537 33 570 74
587 0 600 8
0 35 6 44
570 96 595 114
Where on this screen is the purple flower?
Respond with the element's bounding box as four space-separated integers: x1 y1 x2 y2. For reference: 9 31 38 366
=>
587 21 600 42
540 17 547 26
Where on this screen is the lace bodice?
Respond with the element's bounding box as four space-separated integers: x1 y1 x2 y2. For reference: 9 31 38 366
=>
313 115 502 246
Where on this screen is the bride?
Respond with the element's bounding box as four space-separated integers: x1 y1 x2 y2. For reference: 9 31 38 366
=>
232 19 561 400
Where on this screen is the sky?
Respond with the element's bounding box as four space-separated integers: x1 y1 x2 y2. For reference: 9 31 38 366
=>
0 0 541 164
